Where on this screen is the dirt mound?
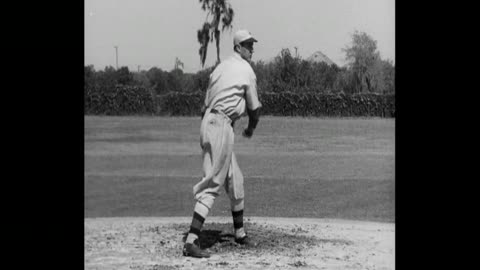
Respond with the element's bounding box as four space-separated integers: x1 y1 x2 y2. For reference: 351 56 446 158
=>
85 217 394 270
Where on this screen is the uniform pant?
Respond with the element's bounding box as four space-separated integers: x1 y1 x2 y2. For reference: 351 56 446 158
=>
193 108 244 210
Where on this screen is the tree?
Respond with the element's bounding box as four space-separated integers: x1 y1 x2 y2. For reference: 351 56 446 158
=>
84 65 96 88
266 48 302 92
115 66 133 85
94 66 117 90
197 0 234 67
333 68 357 94
146 67 167 94
381 59 395 94
192 66 215 92
132 70 150 88
310 62 341 93
342 30 383 93
166 69 184 92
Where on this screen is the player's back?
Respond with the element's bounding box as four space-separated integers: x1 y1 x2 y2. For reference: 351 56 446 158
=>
205 53 255 121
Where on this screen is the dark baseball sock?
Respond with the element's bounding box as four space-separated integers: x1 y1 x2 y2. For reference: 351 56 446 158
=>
232 210 246 238
186 202 209 244
190 212 205 234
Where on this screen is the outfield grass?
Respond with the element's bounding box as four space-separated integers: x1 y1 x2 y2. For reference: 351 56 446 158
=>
85 116 395 222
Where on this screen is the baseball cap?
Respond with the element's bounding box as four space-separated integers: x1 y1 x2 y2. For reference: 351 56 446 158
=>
233 29 258 46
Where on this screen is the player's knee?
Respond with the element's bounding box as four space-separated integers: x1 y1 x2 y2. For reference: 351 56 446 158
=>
230 198 244 212
195 193 218 209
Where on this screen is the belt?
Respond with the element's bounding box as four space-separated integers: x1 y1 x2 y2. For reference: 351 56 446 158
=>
209 108 235 126
210 108 229 120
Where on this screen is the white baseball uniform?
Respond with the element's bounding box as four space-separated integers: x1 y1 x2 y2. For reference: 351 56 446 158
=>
193 51 262 209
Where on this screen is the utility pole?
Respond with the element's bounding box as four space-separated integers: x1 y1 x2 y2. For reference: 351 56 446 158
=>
114 46 118 69
174 57 184 70
138 65 140 72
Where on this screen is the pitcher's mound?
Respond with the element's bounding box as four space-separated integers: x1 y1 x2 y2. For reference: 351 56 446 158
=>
85 216 394 270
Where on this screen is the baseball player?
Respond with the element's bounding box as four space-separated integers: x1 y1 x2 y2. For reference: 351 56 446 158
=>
182 29 262 258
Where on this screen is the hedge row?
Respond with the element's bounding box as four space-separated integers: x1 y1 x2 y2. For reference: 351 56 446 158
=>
156 92 205 116
85 86 395 117
156 91 395 117
260 92 395 117
85 85 156 115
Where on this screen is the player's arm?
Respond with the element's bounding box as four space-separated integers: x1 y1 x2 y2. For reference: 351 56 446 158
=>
200 104 206 119
243 74 262 138
201 75 213 119
243 107 260 138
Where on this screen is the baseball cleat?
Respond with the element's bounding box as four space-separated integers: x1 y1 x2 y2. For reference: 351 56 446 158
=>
182 241 211 258
235 235 258 247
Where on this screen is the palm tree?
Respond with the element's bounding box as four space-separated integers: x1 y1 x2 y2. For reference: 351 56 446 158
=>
197 0 234 68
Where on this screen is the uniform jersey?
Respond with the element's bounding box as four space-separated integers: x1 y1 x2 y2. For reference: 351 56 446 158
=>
204 52 262 122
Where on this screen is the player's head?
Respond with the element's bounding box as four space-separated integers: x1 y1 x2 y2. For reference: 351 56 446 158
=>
233 29 258 62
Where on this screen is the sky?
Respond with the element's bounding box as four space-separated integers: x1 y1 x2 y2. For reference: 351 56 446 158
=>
85 0 395 73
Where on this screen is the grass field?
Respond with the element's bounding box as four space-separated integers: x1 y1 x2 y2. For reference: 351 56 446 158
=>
85 116 395 222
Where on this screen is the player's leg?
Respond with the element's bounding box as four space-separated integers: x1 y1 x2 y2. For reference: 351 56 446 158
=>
226 153 246 239
184 114 233 257
226 153 255 246
231 198 246 239
183 147 214 258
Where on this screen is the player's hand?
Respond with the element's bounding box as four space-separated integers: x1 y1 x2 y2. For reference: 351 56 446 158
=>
242 128 253 138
